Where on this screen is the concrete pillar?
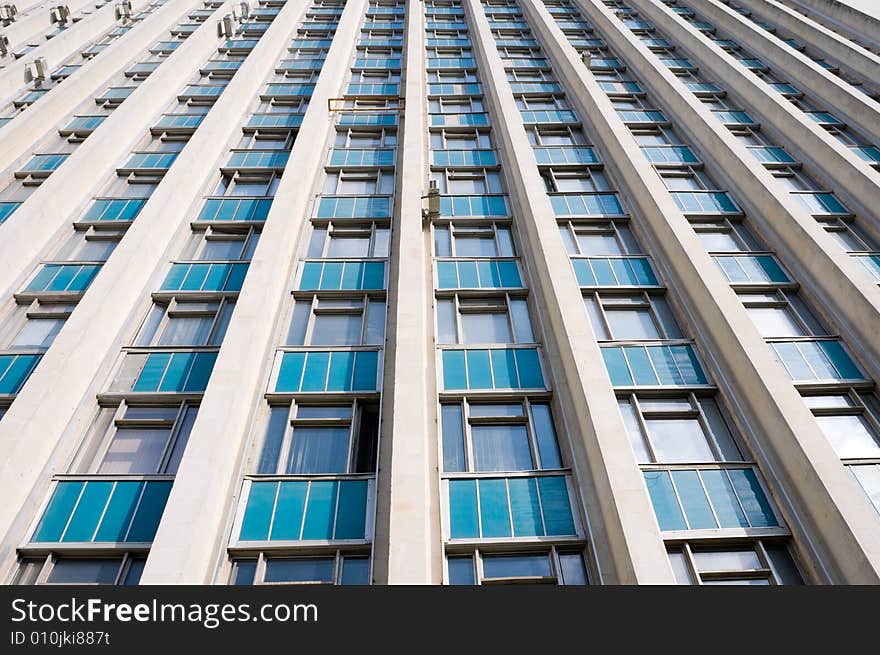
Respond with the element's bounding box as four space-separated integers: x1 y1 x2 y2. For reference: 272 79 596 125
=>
372 2 442 584
139 0 368 584
676 0 880 145
735 0 880 82
0 0 224 305
581 0 880 386
777 0 880 51
2 0 100 54
465 0 676 585
558 0 880 582
0 0 316 582
0 0 158 104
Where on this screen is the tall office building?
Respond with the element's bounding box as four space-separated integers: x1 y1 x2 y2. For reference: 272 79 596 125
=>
0 0 877 586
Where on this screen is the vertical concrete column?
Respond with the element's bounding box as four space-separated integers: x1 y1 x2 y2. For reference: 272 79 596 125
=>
575 0 880 383
670 0 880 144
0 0 158 103
372 3 442 584
139 0 368 584
2 0 102 53
0 0 205 168
777 0 880 51
735 0 880 81
464 0 675 585
549 0 880 582
0 0 315 580
0 0 231 303
626 0 880 191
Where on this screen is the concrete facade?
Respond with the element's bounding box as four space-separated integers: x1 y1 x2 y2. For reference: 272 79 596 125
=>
0 0 878 586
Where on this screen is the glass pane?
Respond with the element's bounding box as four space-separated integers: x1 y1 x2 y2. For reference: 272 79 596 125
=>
667 550 694 585
263 558 334 583
646 418 714 462
447 556 475 585
165 406 197 474
816 415 880 459
471 424 532 471
456 237 497 256
441 404 466 472
311 314 362 346
530 403 562 469
231 561 257 585
122 557 145 585
702 578 770 585
257 407 289 474
468 403 523 417
47 559 121 584
296 405 352 419
698 398 742 461
482 554 552 579
340 557 370 585
13 559 44 585
364 301 385 344
286 427 350 474
10 319 65 349
437 299 457 344
619 400 652 463
691 549 762 572
510 299 535 342
765 545 804 585
157 316 214 346
605 308 660 339
746 307 807 338
98 428 170 474
558 553 588 585
461 312 512 344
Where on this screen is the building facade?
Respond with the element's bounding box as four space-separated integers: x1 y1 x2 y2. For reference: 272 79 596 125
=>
0 0 878 586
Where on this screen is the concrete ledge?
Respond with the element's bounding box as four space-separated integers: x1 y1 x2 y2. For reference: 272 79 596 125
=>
779 0 880 51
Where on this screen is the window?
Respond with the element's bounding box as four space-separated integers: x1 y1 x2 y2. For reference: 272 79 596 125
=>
214 172 280 198
431 168 503 194
256 402 378 474
559 220 642 256
136 299 234 347
803 392 880 460
618 395 741 463
13 554 145 585
336 127 397 148
436 294 533 345
184 227 261 261
542 168 610 193
430 129 491 150
433 223 515 257
441 399 562 472
230 552 370 585
286 296 385 346
584 292 682 340
323 170 393 195
738 290 825 338
447 548 588 585
306 223 390 258
667 543 804 585
691 219 761 252
72 402 198 474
